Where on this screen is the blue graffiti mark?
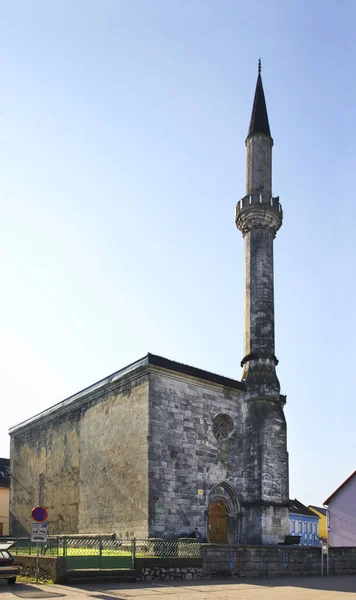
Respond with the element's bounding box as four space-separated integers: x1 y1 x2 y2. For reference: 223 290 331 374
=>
230 551 236 569
283 551 288 568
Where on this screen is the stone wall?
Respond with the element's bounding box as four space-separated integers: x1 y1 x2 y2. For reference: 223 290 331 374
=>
203 544 356 578
329 547 356 575
14 554 67 583
10 371 149 538
78 374 149 537
148 369 245 539
136 557 202 581
148 368 288 544
10 409 81 535
203 544 321 577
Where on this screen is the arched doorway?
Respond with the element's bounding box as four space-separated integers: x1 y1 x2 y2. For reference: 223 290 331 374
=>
208 501 228 544
207 482 242 544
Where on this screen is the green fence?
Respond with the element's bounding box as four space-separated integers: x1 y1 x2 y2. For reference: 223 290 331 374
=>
0 536 59 556
1 535 201 569
62 537 133 570
134 538 201 558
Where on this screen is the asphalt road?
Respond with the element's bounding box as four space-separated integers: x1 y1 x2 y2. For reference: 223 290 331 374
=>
1 577 356 600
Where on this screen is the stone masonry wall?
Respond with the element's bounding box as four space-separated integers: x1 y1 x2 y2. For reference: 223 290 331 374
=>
15 554 67 584
136 557 202 581
10 411 81 535
78 374 149 537
203 545 322 578
148 369 245 539
203 544 356 578
10 371 149 538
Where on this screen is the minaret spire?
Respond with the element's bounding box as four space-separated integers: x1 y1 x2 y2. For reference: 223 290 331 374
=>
247 59 271 139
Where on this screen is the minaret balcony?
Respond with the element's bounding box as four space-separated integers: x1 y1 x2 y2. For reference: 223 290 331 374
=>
235 194 283 236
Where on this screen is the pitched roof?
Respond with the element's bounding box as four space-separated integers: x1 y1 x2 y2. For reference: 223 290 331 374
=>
247 64 271 138
8 352 287 436
0 457 10 488
324 470 356 506
289 498 319 518
308 505 327 517
9 353 246 435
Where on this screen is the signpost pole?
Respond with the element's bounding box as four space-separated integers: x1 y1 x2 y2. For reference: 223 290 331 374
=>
36 542 39 584
31 505 49 584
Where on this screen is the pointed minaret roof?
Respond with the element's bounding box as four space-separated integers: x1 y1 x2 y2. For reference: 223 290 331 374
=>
247 59 271 138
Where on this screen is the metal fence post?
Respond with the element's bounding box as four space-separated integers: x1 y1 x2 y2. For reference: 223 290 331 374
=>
132 538 136 570
99 537 102 571
63 537 67 558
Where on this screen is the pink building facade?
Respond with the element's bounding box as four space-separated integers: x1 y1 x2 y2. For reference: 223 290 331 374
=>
324 471 356 547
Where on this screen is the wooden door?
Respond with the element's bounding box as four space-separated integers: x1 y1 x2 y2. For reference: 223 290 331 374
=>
208 501 228 544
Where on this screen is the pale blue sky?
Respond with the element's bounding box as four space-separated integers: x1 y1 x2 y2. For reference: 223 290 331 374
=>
1 0 355 508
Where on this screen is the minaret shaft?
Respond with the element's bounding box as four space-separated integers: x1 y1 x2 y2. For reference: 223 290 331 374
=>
243 228 275 379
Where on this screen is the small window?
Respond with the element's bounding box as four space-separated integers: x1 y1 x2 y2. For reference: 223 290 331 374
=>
299 521 302 533
291 520 295 533
304 522 307 533
313 523 317 534
309 522 312 533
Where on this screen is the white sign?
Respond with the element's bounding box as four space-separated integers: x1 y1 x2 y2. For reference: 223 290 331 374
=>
31 521 48 543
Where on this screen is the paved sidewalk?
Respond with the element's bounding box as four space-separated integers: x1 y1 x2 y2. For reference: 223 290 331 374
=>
1 576 356 600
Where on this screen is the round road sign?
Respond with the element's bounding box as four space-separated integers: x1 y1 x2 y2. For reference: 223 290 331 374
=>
32 506 48 522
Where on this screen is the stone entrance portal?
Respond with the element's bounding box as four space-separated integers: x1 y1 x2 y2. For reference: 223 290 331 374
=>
208 482 241 544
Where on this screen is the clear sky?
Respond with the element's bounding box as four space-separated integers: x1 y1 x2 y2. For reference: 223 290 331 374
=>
1 0 355 508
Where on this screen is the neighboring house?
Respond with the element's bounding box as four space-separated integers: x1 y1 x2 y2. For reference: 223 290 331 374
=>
324 470 356 547
308 505 328 541
289 499 319 546
0 458 10 535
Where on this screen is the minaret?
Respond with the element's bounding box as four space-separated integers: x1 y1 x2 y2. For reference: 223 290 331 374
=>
236 59 282 400
236 62 289 544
